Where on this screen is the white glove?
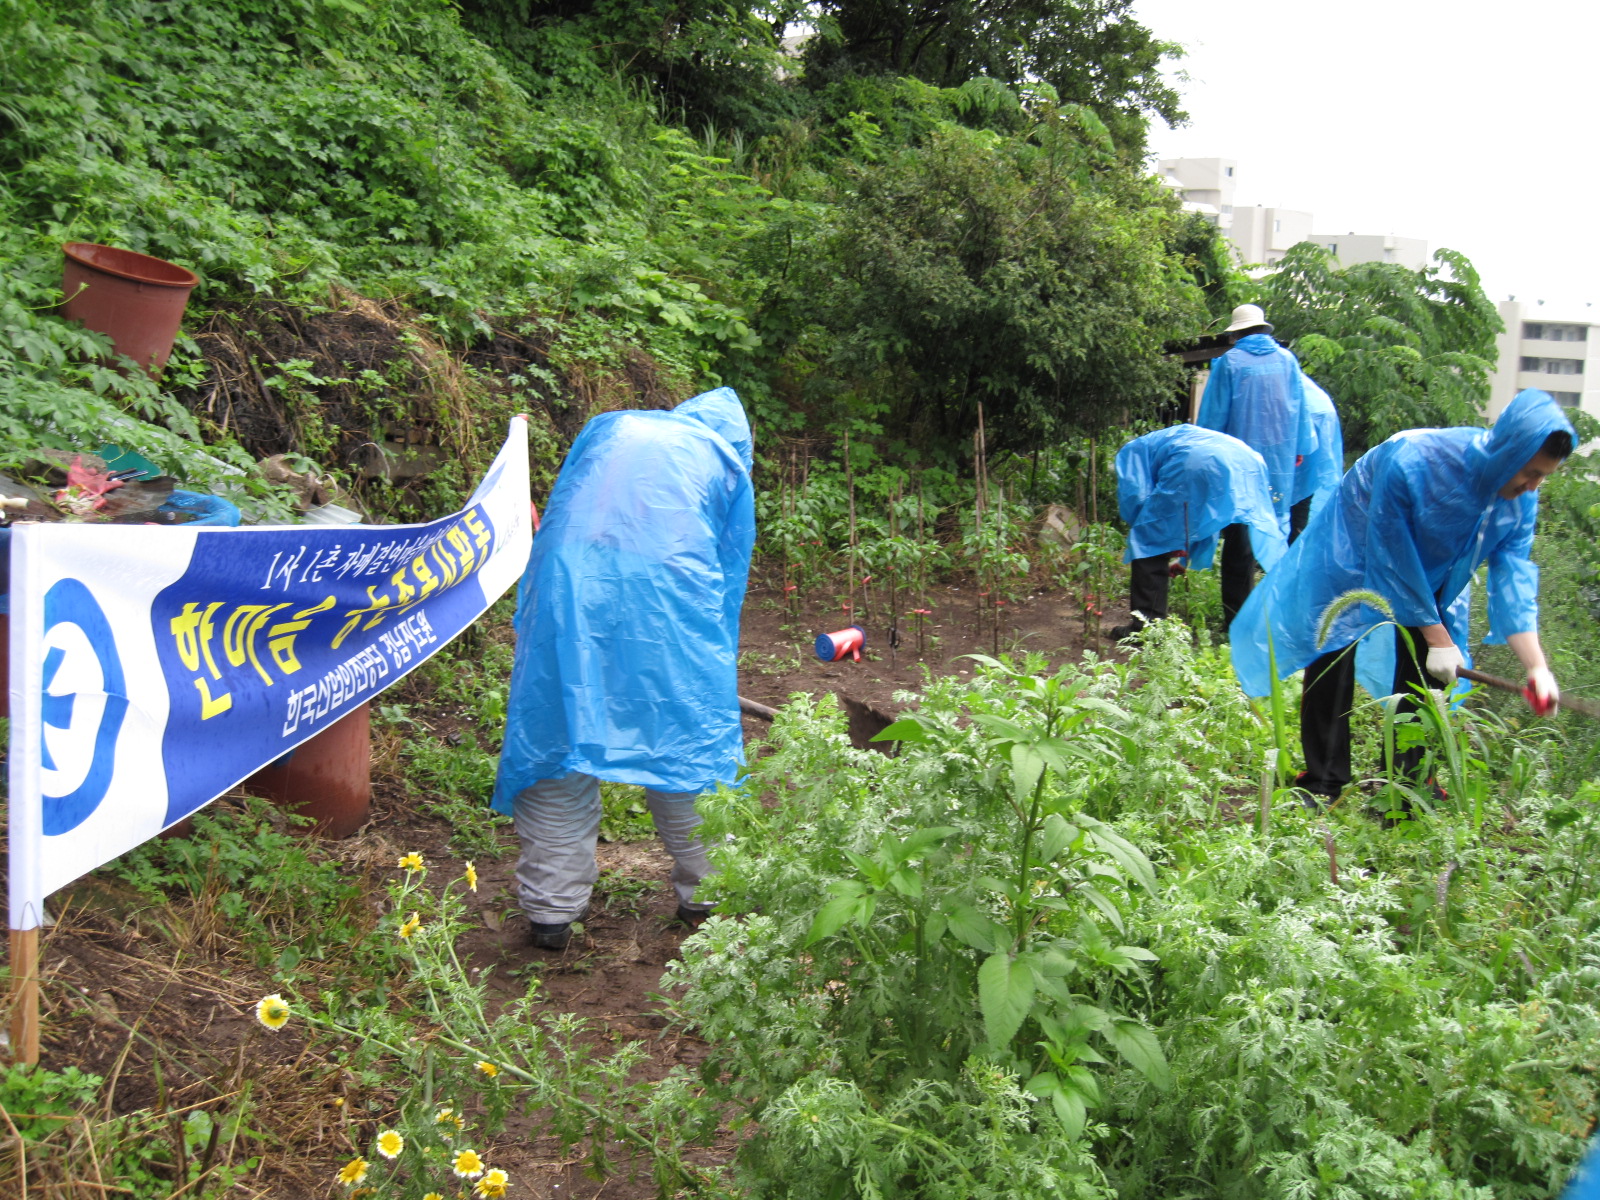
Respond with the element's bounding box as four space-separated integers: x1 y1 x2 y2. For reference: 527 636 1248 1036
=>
1527 666 1559 714
1424 645 1465 686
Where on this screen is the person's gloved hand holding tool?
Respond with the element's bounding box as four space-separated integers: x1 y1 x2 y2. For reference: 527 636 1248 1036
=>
1425 644 1465 687
1525 665 1559 715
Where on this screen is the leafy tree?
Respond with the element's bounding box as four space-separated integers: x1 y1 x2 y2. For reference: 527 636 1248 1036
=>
802 0 1185 152
793 107 1200 455
1167 211 1250 325
1256 244 1502 452
458 0 810 134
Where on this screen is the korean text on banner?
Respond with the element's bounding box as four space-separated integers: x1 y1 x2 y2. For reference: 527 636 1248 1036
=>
7 419 532 930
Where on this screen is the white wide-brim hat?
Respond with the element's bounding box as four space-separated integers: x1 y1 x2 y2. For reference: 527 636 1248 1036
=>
1224 303 1273 334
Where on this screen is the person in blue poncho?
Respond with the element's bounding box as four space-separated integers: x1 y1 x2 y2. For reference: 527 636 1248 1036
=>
1230 389 1573 806
492 387 756 950
1108 426 1288 641
1197 304 1319 628
1292 376 1345 528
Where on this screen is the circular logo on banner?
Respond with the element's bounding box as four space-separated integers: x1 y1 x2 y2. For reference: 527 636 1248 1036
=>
40 577 128 836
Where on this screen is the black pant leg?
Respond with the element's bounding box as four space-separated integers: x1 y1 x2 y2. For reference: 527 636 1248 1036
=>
1390 625 1432 783
1300 642 1356 798
1289 496 1312 544
1220 523 1256 632
1127 555 1171 627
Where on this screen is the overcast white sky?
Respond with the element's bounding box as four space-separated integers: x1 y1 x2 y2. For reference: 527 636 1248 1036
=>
1131 0 1600 307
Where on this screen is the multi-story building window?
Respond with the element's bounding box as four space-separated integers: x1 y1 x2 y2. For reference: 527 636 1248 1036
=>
1523 322 1589 341
1521 356 1584 374
1551 391 1582 407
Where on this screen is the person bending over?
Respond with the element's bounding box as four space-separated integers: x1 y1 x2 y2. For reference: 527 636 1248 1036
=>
1229 389 1572 806
491 387 755 950
1109 425 1287 642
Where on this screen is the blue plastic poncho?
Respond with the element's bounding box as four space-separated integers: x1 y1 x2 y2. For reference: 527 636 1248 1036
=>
1292 377 1344 514
1197 333 1318 528
1116 426 1287 572
1230 389 1575 698
491 387 756 809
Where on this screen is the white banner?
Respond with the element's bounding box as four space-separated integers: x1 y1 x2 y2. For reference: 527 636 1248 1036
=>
8 419 532 928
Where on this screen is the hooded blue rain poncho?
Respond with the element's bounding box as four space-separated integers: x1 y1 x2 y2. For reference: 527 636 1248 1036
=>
1197 333 1318 528
491 387 756 810
1230 389 1575 699
1292 377 1344 515
1116 426 1288 572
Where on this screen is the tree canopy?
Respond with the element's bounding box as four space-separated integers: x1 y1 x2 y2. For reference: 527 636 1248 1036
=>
1255 244 1502 452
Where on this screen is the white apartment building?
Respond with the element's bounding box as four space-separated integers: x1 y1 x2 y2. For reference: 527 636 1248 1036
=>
1310 232 1429 271
1157 157 1237 229
1156 157 1428 273
1230 206 1314 269
1488 299 1600 419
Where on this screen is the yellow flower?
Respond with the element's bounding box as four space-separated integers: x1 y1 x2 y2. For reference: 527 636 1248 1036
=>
255 994 291 1030
474 1060 499 1078
475 1168 510 1198
424 1194 445 1200
399 911 422 939
464 861 478 892
453 1148 485 1178
398 852 425 871
336 1157 369 1186
375 1129 404 1159
435 1106 464 1137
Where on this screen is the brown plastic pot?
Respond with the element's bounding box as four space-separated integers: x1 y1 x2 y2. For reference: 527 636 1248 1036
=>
246 703 372 838
61 243 199 379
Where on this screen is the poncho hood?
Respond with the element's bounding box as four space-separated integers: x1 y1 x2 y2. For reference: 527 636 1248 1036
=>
675 386 754 473
1233 332 1281 356
1467 389 1575 498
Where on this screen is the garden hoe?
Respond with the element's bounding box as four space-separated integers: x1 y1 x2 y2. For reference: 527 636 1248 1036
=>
1455 667 1600 722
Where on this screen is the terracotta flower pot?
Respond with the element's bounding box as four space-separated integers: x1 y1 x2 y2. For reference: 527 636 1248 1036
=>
246 704 373 839
60 243 199 379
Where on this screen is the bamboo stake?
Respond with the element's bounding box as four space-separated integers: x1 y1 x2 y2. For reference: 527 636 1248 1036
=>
1258 749 1278 838
9 927 39 1065
974 411 987 645
844 431 857 628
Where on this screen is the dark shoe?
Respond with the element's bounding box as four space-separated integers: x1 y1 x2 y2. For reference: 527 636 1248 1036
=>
1292 772 1338 812
528 921 572 950
674 905 713 930
526 903 590 951
1108 623 1142 642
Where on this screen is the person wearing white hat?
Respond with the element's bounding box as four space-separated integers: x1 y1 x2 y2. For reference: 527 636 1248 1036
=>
1196 303 1320 629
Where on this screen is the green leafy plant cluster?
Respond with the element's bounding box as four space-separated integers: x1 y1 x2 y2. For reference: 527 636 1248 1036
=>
667 627 1599 1198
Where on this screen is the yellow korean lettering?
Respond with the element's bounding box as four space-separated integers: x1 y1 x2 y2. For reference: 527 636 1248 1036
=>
428 540 459 588
170 601 226 679
267 595 336 675
223 602 289 685
463 509 491 554
446 525 477 576
333 585 392 649
409 554 438 605
194 678 233 719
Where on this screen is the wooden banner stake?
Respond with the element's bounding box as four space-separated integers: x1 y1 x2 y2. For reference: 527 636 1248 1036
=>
9 926 40 1065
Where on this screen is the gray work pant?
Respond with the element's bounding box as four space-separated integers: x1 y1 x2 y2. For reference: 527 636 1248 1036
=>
511 772 714 924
